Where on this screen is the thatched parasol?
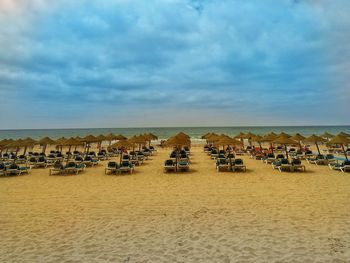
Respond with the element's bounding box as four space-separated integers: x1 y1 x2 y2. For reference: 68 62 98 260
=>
5 138 35 155
328 135 350 160
216 136 241 170
338 132 350 137
290 133 305 149
273 136 297 158
320 132 335 140
303 135 326 155
262 133 278 153
37 137 56 153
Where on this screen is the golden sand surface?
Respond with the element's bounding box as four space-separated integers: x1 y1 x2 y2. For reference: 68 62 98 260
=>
1 145 350 262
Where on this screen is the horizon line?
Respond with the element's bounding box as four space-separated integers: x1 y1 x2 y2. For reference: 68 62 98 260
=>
1 124 350 131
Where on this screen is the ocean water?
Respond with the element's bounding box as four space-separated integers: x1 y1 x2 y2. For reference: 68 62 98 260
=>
0 126 349 140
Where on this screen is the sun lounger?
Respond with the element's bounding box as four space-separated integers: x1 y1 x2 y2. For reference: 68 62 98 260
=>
307 154 327 165
291 159 305 172
64 162 86 175
119 161 134 174
177 160 190 172
49 161 65 176
232 159 246 172
263 153 275 164
216 158 231 172
329 160 350 173
105 161 119 175
5 163 25 176
164 159 176 172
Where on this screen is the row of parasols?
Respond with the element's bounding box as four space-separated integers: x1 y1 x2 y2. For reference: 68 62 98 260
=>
201 131 350 160
0 133 159 155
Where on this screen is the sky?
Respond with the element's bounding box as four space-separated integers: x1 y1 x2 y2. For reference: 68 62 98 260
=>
0 0 349 129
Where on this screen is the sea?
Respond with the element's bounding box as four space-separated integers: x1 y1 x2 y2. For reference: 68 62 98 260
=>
0 126 349 140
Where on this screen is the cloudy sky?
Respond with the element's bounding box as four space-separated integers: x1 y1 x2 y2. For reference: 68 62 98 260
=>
0 0 349 129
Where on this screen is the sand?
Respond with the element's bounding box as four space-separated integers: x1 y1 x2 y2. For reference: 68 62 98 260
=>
1 145 350 262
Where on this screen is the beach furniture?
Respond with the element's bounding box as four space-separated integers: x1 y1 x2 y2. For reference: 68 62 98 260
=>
83 156 98 167
15 155 27 164
0 163 6 176
27 157 38 167
307 154 327 165
291 159 306 172
119 161 134 174
49 161 65 176
329 160 350 173
64 162 86 175
216 158 231 172
210 149 219 159
164 159 176 172
105 161 119 175
232 159 246 172
5 163 29 176
36 156 47 168
265 153 275 164
74 156 84 164
177 160 190 172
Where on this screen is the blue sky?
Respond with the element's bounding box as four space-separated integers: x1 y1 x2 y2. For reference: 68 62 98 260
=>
0 0 349 128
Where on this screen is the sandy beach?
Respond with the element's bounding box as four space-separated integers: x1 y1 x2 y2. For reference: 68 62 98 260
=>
1 145 350 262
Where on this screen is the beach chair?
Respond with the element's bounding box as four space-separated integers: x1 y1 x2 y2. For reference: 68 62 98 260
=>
325 154 336 164
27 157 38 168
164 159 176 172
263 153 275 164
307 154 326 165
105 161 119 175
177 160 190 172
277 159 292 172
329 160 350 173
0 163 6 176
65 162 85 175
83 156 97 167
233 159 246 172
36 156 47 168
15 155 27 164
74 156 84 164
97 151 107 161
291 159 305 172
275 154 285 161
5 163 21 176
216 158 231 172
272 160 281 170
340 161 350 173
119 161 134 174
49 161 65 176
210 149 218 159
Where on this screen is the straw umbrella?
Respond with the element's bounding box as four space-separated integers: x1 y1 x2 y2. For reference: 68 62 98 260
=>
338 132 350 137
303 135 326 155
110 139 135 163
234 132 246 146
129 135 147 151
165 135 191 171
6 139 35 155
61 137 84 164
105 133 117 145
262 133 278 153
272 136 297 158
37 137 56 154
144 133 158 147
320 132 335 141
328 135 350 160
251 135 264 150
82 135 98 153
278 132 291 138
216 136 241 170
115 134 127 140
290 133 305 150
96 134 108 150
55 137 67 152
